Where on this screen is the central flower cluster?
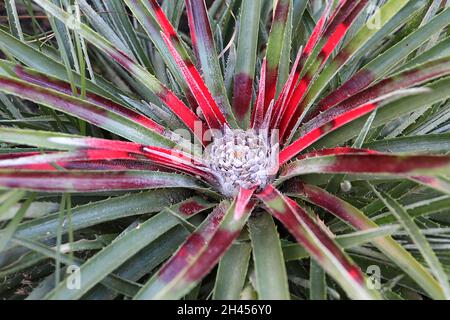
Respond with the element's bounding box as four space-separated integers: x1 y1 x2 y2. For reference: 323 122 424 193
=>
205 129 278 197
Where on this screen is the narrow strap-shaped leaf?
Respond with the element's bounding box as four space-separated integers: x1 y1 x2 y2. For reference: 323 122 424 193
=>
286 148 450 195
82 227 188 300
43 197 213 300
135 194 256 300
310 76 450 150
270 48 303 130
411 176 450 195
298 0 335 70
283 226 400 261
279 153 450 183
310 259 326 300
0 126 142 151
370 185 450 298
276 0 333 115
264 0 292 111
77 0 130 55
14 236 142 298
0 150 133 169
0 126 194 156
5 0 24 41
0 29 125 105
18 159 166 172
0 148 213 182
0 190 26 219
0 75 173 147
161 32 227 131
296 147 380 160
280 102 379 165
0 127 200 170
251 59 267 129
0 169 204 193
284 182 446 300
33 0 203 141
13 65 167 135
232 0 262 126
257 185 377 300
213 242 252 300
4 190 194 245
185 0 235 123
363 133 450 154
248 211 290 299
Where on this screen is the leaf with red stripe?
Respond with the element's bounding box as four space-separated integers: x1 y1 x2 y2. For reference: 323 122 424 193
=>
264 0 292 112
312 56 450 119
251 59 267 129
271 0 334 126
257 185 377 300
32 0 203 142
13 65 166 136
43 196 216 300
0 147 213 183
279 153 450 183
232 0 262 126
161 32 228 132
0 170 205 193
296 147 380 160
279 87 428 165
287 0 412 140
280 102 379 165
270 48 303 130
410 176 450 196
283 182 447 300
282 147 450 195
185 0 235 124
31 159 166 172
123 0 196 107
0 75 173 148
0 126 143 152
134 193 256 299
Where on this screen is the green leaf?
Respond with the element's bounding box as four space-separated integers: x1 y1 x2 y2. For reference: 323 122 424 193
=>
82 226 189 300
5 0 24 41
310 259 326 300
312 76 450 150
213 241 252 300
287 183 446 299
248 212 290 300
370 184 450 299
0 75 173 147
43 197 213 299
0 32 128 105
2 190 192 247
283 225 401 261
363 133 450 154
134 196 254 300
0 193 36 251
232 0 262 126
0 190 26 219
13 236 141 297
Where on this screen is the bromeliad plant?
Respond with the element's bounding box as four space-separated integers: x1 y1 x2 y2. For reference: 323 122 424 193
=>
0 0 450 300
